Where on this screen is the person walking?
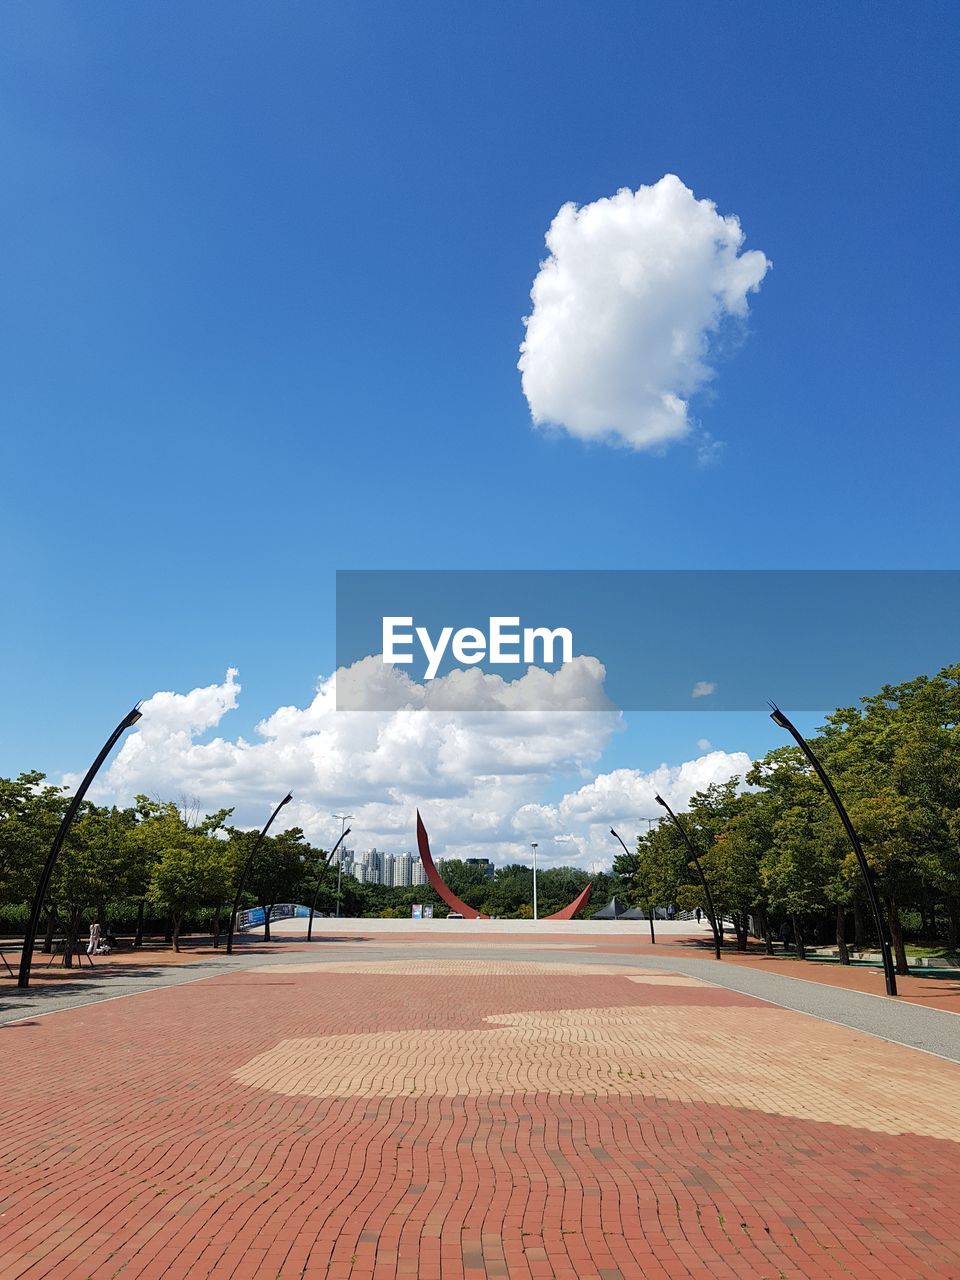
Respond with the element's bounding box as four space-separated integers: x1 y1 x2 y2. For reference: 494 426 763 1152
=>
695 907 702 925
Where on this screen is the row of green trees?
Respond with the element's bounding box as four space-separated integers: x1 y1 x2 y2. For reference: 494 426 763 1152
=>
0 781 623 960
615 665 960 971
0 785 336 961
3 664 955 966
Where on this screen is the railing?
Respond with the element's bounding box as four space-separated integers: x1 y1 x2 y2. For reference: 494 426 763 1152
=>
235 903 311 930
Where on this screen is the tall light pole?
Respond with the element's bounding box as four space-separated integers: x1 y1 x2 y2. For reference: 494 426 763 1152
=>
654 794 722 961
332 814 353 918
530 842 538 921
18 703 143 988
610 828 656 944
226 793 293 954
769 703 897 997
307 825 351 941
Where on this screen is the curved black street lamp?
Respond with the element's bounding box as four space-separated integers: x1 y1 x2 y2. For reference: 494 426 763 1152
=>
18 704 143 989
609 829 656 944
653 794 722 961
226 792 293 954
306 826 351 942
769 703 897 997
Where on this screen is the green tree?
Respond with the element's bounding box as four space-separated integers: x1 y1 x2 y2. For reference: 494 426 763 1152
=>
438 859 489 910
0 772 68 922
241 826 310 940
149 832 217 950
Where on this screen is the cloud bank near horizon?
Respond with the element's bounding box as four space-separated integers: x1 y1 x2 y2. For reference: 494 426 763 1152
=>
71 663 751 869
518 174 770 451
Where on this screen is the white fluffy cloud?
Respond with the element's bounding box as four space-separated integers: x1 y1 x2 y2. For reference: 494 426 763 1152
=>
519 174 770 450
517 751 752 866
73 661 751 870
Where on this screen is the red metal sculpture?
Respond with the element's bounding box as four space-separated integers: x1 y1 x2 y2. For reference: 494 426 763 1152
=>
416 811 489 918
416 811 592 921
543 881 593 920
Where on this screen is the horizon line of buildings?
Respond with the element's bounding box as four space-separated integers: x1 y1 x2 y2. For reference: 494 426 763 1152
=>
337 848 427 888
336 850 496 888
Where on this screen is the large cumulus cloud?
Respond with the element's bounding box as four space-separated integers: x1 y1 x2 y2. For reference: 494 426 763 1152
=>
519 174 770 450
73 661 750 868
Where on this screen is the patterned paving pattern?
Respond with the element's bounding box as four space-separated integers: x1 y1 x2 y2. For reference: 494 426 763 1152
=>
1 952 959 1280
234 1002 960 1138
256 959 664 975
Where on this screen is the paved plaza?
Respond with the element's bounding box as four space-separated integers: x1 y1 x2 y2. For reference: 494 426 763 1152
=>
2 931 960 1279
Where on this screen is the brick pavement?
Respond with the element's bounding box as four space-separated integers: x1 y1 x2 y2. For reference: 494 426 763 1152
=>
1 948 959 1279
580 937 960 1015
14 928 958 1016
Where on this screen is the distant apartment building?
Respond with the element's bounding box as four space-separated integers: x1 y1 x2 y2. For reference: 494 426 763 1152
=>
358 848 386 884
390 852 414 887
346 848 425 888
339 849 356 879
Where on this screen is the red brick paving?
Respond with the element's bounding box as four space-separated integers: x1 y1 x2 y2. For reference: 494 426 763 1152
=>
11 928 959 1016
1 956 959 1279
580 935 960 1015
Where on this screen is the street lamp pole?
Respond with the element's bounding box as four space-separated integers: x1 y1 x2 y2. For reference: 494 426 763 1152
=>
18 704 143 989
226 793 293 954
769 703 897 997
307 825 351 941
332 814 353 918
653 794 722 961
610 828 656 944
530 842 538 921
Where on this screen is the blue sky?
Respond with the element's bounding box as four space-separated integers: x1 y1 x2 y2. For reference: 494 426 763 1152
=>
2 2 958 857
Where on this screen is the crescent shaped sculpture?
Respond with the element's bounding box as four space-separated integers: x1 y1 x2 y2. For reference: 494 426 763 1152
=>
544 880 593 920
416 811 593 921
417 810 488 918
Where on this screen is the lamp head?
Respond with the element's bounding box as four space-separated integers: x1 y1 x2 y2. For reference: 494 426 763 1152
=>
768 702 790 729
125 704 143 728
654 794 667 809
281 792 293 806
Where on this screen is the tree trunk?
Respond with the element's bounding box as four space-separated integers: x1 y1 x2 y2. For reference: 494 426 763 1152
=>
733 912 748 951
263 903 273 942
886 895 909 976
835 904 850 965
791 914 806 960
212 904 221 949
946 901 959 950
761 910 775 957
853 898 866 949
64 906 81 969
134 900 144 949
172 914 182 953
42 911 56 954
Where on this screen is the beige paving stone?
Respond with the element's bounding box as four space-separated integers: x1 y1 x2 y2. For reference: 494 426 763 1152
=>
255 959 664 976
233 1002 960 1141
